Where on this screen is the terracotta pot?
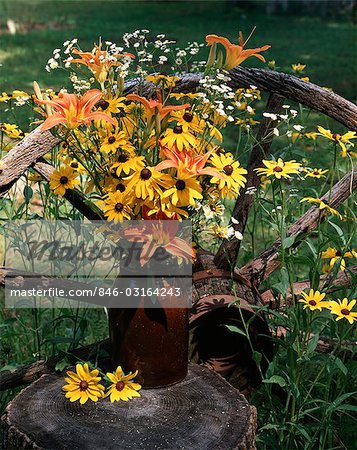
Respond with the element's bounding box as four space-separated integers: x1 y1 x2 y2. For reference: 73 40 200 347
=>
108 301 189 388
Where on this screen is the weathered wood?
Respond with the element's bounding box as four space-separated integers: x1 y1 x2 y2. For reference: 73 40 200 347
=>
0 128 61 197
2 364 257 450
240 170 357 285
214 93 285 270
0 339 110 391
127 69 357 130
261 265 357 305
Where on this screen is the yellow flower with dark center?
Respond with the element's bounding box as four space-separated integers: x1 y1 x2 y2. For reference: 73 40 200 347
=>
321 247 356 271
111 155 145 177
300 197 342 219
299 289 328 311
255 158 301 179
126 166 171 201
305 168 328 179
100 130 134 154
101 191 133 222
100 92 127 115
162 174 203 207
160 124 197 151
209 152 247 193
49 166 80 196
328 298 357 324
63 363 105 404
316 126 357 156
292 63 306 72
146 74 180 89
105 366 141 402
169 110 204 133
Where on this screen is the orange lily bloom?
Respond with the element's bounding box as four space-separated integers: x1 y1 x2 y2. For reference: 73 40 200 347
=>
36 89 116 131
156 144 223 179
123 221 194 266
206 31 270 70
126 92 190 121
68 45 134 84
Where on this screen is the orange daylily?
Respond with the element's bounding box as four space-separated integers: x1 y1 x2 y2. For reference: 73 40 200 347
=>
126 92 190 121
36 89 116 131
206 30 270 70
123 221 194 266
68 45 134 85
156 144 223 179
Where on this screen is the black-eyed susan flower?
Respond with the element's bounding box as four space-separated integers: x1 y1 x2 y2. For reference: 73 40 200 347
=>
146 74 180 89
100 92 127 115
328 298 357 324
321 247 356 271
105 366 141 402
209 152 247 196
111 155 145 177
100 130 134 154
299 289 328 311
160 124 197 151
300 197 342 219
126 166 171 201
101 191 133 222
49 165 80 196
255 158 301 179
63 363 105 404
304 168 328 179
315 126 357 156
162 174 203 207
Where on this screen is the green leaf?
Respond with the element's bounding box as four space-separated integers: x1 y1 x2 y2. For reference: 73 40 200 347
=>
24 185 33 203
334 356 348 376
221 324 247 337
252 351 262 365
55 358 70 372
263 375 286 388
282 235 296 249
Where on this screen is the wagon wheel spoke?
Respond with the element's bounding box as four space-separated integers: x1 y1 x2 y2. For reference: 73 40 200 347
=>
239 170 357 286
214 93 285 270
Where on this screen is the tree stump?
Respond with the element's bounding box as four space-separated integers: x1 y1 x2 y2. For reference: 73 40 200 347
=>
2 364 257 450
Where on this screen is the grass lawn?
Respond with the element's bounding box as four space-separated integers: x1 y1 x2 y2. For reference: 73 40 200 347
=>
0 0 356 100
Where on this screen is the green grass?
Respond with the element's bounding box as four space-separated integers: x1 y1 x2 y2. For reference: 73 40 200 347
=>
0 0 356 100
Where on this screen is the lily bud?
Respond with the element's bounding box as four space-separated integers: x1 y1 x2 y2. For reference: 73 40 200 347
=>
205 42 217 71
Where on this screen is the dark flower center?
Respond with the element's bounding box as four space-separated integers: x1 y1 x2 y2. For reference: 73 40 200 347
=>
273 166 283 172
115 203 124 212
183 112 193 123
116 183 126 193
118 154 128 163
140 168 152 180
332 134 341 140
313 171 319 175
308 300 317 306
223 165 233 176
173 125 183 134
108 136 116 144
176 180 186 191
101 100 110 111
335 250 342 257
79 380 89 391
341 308 350 315
60 176 69 185
71 162 79 169
116 381 125 391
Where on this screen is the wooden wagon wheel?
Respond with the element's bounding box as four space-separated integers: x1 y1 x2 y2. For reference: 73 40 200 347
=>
0 66 356 393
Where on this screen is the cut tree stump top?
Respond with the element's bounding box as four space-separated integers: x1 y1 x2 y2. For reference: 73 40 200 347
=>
2 364 257 450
